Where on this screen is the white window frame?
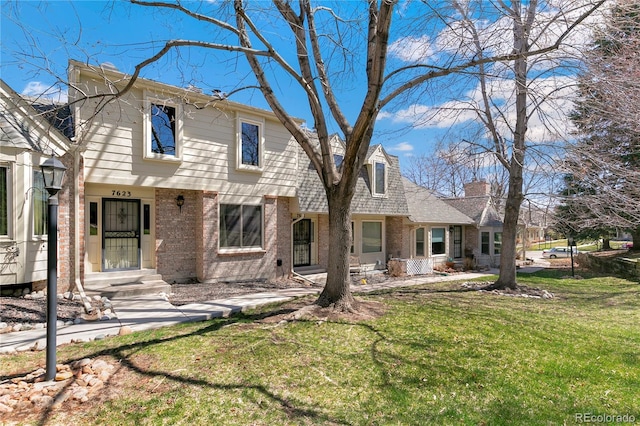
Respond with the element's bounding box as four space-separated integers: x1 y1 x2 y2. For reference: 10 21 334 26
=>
0 164 11 239
431 227 447 257
143 95 183 162
415 227 426 257
32 169 48 239
372 161 387 197
218 203 264 253
236 116 265 172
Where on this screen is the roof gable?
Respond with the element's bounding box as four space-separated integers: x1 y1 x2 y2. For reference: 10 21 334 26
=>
0 79 70 155
296 137 408 216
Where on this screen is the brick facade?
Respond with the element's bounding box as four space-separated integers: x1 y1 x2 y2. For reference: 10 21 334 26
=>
317 214 330 270
155 188 198 283
276 197 292 279
385 216 404 260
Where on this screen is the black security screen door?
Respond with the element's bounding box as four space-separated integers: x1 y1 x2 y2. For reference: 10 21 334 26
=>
293 219 312 267
103 199 140 271
453 225 463 259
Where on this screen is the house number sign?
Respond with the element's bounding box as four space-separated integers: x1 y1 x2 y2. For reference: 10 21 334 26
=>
111 190 133 197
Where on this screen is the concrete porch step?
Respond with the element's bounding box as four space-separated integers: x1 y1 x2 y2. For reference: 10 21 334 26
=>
84 270 171 298
85 280 171 298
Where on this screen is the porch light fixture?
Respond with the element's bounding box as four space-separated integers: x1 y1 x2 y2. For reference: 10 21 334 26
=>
176 194 185 212
449 225 454 233
40 155 67 382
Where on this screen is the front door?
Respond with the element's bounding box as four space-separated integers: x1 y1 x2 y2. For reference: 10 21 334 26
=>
293 219 312 267
103 199 141 271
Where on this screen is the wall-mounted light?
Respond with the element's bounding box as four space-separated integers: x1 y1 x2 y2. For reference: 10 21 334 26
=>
449 225 454 233
176 195 185 213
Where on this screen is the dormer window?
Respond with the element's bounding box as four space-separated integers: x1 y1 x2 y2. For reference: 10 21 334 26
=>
374 161 386 196
143 96 183 162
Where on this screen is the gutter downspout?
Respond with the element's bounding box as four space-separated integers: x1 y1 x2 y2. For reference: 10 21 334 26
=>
70 145 93 312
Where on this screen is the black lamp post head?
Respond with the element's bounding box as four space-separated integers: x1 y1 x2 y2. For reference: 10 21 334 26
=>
40 155 67 196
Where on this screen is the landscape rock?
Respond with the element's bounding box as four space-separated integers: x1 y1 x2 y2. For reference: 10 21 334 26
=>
0 358 118 416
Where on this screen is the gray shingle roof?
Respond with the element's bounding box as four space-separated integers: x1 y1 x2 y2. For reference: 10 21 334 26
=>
402 177 474 225
296 140 409 216
444 196 503 227
1 79 72 152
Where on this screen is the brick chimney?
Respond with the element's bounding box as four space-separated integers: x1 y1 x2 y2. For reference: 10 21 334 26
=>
464 180 491 197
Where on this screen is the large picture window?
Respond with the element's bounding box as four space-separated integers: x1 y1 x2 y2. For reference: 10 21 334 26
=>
0 167 7 236
33 170 47 236
220 204 262 249
362 221 382 253
237 118 264 171
431 227 446 255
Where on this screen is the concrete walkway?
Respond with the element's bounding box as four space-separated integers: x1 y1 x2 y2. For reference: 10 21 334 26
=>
0 267 544 355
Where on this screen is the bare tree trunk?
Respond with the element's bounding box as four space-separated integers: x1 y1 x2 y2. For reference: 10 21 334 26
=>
494 173 524 289
316 190 356 311
491 2 530 290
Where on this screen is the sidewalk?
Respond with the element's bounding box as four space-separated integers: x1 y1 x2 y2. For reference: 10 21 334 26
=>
0 269 519 355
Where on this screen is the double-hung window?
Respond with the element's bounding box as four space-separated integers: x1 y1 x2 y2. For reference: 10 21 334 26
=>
415 228 425 257
33 170 47 236
144 98 182 162
0 167 7 236
237 117 264 171
481 231 490 255
494 232 502 255
219 204 262 249
431 227 446 255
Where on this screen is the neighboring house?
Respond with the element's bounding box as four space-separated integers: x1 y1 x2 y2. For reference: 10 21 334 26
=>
443 180 504 267
518 203 550 244
400 177 475 270
292 136 409 272
0 79 72 292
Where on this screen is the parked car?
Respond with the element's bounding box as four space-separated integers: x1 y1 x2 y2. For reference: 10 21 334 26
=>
621 242 634 249
542 247 579 258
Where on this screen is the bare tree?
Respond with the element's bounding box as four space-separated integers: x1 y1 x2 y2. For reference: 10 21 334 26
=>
395 0 605 289
559 0 640 248
4 0 605 308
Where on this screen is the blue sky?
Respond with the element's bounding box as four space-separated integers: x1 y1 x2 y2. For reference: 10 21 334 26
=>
1 1 601 175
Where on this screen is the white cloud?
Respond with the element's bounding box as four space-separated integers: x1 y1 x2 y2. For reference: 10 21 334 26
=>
379 74 578 143
388 35 436 63
21 81 67 103
389 142 414 152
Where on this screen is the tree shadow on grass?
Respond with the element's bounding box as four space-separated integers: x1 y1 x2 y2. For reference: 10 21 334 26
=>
32 309 349 426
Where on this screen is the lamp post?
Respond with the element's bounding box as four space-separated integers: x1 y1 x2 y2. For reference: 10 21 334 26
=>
40 155 67 381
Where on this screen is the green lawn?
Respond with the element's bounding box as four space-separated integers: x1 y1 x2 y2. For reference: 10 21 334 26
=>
3 269 639 425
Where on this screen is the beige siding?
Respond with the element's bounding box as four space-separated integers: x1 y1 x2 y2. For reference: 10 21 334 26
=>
74 74 299 198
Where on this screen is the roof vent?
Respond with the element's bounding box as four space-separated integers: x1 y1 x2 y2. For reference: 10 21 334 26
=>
99 62 118 72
